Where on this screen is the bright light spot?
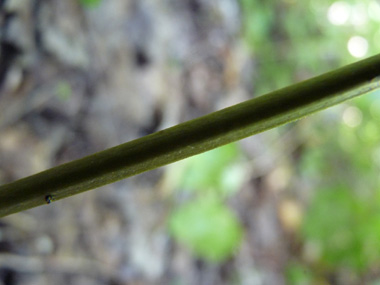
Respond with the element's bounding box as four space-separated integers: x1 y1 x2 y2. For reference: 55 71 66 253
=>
342 106 362 127
368 1 380 22
347 36 368 58
327 1 351 25
350 4 368 26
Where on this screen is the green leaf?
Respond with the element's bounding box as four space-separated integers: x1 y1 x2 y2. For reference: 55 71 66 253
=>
302 186 380 272
285 262 313 285
177 143 240 194
79 0 101 8
169 197 243 262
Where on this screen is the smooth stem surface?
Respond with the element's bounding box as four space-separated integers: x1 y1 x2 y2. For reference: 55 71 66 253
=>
1 54 380 217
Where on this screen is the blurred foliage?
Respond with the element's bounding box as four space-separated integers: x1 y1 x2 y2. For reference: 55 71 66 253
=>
169 195 243 263
303 185 380 272
239 0 379 94
170 0 380 279
79 0 102 8
176 143 245 196
240 0 380 281
297 89 380 280
285 262 313 285
168 144 245 262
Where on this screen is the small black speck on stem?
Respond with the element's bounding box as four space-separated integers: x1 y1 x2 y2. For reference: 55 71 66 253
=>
45 195 53 204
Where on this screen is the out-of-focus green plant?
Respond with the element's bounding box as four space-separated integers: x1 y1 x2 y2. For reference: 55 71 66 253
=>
239 0 380 281
239 0 378 94
299 89 380 278
302 186 380 272
79 0 101 8
285 262 313 285
173 143 245 196
168 144 244 262
169 195 243 262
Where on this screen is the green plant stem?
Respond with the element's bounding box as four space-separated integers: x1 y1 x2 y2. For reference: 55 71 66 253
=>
1 54 380 217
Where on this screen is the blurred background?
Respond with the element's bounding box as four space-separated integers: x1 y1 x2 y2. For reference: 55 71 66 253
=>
0 0 380 284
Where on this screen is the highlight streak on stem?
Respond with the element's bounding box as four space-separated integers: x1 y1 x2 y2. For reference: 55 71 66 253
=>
1 54 380 217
